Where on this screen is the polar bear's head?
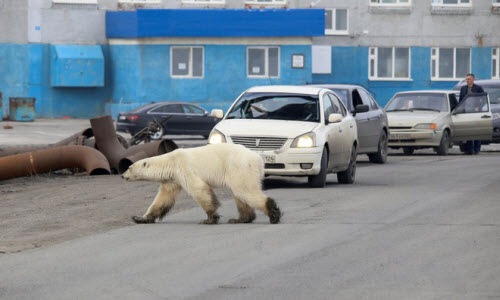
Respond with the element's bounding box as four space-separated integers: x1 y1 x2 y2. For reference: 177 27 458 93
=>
122 157 171 182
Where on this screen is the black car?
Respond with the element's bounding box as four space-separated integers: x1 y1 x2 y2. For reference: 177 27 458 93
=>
453 79 500 143
309 84 389 163
116 101 219 140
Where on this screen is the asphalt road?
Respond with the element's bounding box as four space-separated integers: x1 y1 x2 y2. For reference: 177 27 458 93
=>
1 150 499 299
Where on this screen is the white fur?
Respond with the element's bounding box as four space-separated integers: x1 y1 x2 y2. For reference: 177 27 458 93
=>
123 143 273 223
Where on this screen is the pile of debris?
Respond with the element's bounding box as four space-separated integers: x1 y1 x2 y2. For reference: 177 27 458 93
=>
0 115 177 180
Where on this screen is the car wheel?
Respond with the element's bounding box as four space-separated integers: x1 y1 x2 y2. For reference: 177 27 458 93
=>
368 130 388 164
403 147 414 155
337 145 357 184
436 130 450 156
308 147 328 188
151 126 165 140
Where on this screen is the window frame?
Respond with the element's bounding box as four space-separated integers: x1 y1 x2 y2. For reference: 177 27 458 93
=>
170 46 204 79
431 0 472 7
117 0 161 3
52 0 97 3
181 0 225 4
244 0 286 5
431 47 471 81
369 0 411 6
325 8 349 36
247 46 280 79
493 48 500 79
368 47 412 81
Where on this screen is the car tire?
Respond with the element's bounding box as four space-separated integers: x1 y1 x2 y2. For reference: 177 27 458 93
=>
368 130 388 164
151 126 165 140
436 130 450 156
403 147 414 155
337 145 357 184
308 147 328 188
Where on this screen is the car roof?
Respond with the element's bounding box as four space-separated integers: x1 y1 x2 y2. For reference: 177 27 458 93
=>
307 84 363 90
245 85 325 95
395 90 453 95
131 101 201 112
453 79 500 89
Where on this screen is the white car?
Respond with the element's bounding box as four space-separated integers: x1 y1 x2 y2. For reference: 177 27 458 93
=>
208 85 362 188
386 90 493 155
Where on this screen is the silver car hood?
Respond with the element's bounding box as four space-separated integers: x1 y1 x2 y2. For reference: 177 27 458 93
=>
387 112 448 127
215 119 319 138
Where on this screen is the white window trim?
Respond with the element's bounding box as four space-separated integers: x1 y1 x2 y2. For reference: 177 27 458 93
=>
431 0 472 7
245 0 286 5
170 46 204 79
369 0 411 6
493 48 500 79
368 47 411 81
247 47 280 79
181 0 225 3
52 0 97 3
118 0 161 2
325 8 349 36
431 47 471 81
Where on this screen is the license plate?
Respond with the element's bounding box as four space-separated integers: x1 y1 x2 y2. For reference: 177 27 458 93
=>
391 134 411 139
119 116 126 120
260 154 275 163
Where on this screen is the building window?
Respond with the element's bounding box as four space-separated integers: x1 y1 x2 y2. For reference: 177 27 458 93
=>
325 9 348 35
247 47 280 78
245 0 286 4
369 47 410 80
493 48 499 79
171 47 204 78
370 0 411 5
431 0 472 6
181 0 225 3
431 47 470 80
52 0 97 3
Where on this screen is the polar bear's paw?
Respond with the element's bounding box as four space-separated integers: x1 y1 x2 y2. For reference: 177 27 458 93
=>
266 198 282 224
199 213 220 225
132 216 155 224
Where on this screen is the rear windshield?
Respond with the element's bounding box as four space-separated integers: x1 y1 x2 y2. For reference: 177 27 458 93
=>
385 93 448 112
226 93 320 122
484 87 500 104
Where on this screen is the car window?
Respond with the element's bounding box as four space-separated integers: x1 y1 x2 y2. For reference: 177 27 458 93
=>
226 92 320 122
329 89 349 108
182 104 205 114
357 89 373 110
352 90 364 108
328 93 345 117
363 90 379 110
449 93 458 111
454 94 489 114
150 104 182 113
484 87 500 105
385 93 447 112
323 95 335 121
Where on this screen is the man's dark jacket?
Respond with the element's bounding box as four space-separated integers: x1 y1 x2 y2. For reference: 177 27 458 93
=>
459 83 485 102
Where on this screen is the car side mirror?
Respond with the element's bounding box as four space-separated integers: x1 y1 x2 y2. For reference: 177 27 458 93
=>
356 104 369 114
328 113 343 124
211 109 224 119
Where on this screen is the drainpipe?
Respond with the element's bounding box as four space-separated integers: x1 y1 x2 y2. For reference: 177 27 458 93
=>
0 145 111 181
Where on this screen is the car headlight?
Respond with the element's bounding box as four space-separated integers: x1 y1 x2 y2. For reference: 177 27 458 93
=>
291 132 316 148
493 113 500 120
208 129 226 144
414 123 437 129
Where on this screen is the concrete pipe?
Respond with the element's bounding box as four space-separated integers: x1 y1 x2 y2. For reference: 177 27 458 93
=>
90 115 177 173
0 128 93 158
0 145 111 181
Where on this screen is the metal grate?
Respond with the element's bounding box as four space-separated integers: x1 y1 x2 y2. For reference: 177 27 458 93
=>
389 126 412 130
265 163 285 169
231 136 287 151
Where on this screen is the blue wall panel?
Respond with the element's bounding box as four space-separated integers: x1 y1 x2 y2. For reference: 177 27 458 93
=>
106 9 324 38
51 45 105 87
0 44 30 119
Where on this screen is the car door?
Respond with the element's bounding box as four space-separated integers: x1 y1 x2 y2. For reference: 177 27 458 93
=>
357 88 381 152
181 104 212 135
322 93 343 169
351 89 371 153
148 104 184 134
451 93 493 142
329 93 353 165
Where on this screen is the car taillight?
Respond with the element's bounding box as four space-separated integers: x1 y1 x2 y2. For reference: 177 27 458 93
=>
126 115 139 121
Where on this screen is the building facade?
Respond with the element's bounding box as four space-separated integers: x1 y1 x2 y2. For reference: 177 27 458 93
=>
0 0 499 118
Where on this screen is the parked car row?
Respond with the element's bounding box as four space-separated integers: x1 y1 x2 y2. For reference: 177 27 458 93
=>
115 79 499 188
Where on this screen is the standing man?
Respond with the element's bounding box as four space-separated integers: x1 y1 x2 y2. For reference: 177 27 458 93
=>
459 73 485 155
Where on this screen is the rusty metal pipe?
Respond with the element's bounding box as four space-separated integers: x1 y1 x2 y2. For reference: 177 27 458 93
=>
91 115 177 173
0 128 93 158
0 145 111 181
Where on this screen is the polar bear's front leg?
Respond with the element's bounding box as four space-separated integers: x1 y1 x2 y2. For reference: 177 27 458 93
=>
180 179 220 224
132 181 182 224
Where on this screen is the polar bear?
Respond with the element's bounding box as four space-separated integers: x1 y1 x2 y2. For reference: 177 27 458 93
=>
122 143 281 224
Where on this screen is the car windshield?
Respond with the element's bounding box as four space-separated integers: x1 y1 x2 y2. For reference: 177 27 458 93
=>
484 87 500 104
385 93 448 112
226 93 320 122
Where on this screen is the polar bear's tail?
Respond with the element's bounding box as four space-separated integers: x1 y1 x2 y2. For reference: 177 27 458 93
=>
266 197 282 224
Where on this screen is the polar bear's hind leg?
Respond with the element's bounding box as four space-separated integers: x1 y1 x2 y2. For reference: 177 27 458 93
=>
228 197 256 224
